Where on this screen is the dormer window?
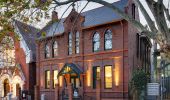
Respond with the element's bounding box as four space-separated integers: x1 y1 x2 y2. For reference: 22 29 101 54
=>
132 3 136 19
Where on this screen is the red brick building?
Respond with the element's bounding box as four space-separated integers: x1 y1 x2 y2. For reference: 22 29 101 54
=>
35 0 151 99
0 21 38 99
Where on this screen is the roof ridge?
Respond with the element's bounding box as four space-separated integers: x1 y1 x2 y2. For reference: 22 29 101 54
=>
14 19 40 31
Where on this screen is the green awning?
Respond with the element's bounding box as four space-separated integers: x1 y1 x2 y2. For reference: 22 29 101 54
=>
57 63 83 78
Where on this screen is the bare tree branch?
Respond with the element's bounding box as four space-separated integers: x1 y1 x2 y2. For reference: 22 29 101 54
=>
53 0 77 6
163 5 170 23
146 0 170 41
133 0 157 33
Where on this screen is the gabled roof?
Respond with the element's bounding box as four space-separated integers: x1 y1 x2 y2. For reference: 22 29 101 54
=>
37 19 65 39
57 63 83 78
14 20 39 61
82 0 128 27
38 0 128 39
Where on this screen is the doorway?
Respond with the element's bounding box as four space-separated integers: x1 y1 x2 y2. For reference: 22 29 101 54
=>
3 79 10 97
70 75 80 89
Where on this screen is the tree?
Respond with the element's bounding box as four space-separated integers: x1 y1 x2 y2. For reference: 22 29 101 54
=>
0 0 170 60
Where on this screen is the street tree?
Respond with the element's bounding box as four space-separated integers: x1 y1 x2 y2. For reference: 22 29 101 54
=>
0 0 170 60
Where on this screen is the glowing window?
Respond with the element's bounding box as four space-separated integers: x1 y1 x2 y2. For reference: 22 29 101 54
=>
104 66 112 88
45 70 50 89
53 70 58 88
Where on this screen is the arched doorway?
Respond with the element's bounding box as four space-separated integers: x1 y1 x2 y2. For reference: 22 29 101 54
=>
4 79 10 97
16 83 21 97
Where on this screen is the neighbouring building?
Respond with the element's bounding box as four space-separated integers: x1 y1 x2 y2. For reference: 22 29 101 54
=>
0 20 38 99
35 0 151 99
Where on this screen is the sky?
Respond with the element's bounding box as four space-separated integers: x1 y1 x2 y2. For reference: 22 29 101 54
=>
36 0 169 28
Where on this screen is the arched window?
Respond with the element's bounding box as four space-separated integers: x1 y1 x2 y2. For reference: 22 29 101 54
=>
75 31 80 54
45 43 50 58
52 41 58 57
104 30 112 50
93 32 100 52
68 32 72 55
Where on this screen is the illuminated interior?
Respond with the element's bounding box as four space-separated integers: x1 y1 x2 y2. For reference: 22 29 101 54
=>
105 65 112 88
96 67 100 79
45 70 50 88
53 70 58 88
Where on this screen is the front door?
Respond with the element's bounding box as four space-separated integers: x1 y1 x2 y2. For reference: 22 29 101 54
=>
70 75 80 89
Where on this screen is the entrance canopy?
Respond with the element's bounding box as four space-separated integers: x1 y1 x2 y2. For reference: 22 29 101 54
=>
57 63 83 78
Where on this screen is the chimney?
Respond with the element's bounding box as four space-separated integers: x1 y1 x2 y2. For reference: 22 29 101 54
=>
52 11 58 21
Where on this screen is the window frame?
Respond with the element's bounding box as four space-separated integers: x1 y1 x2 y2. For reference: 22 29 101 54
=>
92 66 100 89
53 69 58 89
45 70 50 89
68 32 73 55
104 29 113 50
75 31 80 54
92 32 100 52
44 43 50 59
104 65 113 89
52 41 58 57
132 3 136 19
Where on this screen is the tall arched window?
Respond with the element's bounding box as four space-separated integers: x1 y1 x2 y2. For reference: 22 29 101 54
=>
75 31 80 54
104 30 112 50
93 32 100 52
68 32 72 55
45 43 50 58
52 41 58 57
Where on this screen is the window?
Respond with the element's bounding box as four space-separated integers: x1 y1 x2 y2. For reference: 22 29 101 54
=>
132 4 136 19
75 31 80 54
93 32 100 52
45 70 50 89
53 70 58 88
52 41 58 57
45 43 50 58
136 33 140 57
104 30 112 50
68 32 72 55
104 66 112 88
93 67 100 89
